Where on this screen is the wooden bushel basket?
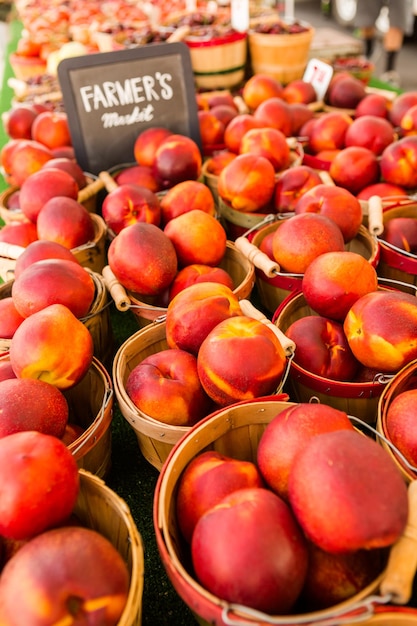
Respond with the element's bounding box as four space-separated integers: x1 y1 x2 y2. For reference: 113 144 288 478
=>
248 22 315 84
0 353 113 478
154 399 417 626
375 200 417 296
117 241 255 329
76 469 144 626
112 321 189 471
185 31 248 90
273 290 389 424
236 221 380 315
377 358 417 484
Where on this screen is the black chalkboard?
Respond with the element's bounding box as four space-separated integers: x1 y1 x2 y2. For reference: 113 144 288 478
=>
58 42 201 175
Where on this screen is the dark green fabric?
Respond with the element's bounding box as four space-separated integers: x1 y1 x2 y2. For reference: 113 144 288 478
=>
106 307 198 626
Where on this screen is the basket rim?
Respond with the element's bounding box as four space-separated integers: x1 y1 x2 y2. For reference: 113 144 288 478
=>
77 469 144 626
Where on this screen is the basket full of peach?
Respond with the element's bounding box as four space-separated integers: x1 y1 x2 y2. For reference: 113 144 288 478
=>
154 399 417 626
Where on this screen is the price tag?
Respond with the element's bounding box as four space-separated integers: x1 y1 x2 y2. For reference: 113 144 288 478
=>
303 58 334 102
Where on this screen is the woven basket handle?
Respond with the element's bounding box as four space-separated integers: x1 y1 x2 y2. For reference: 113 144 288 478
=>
99 170 119 193
362 195 384 236
102 265 131 311
166 25 191 42
0 242 25 260
234 236 280 277
379 479 417 604
77 177 105 204
239 299 295 356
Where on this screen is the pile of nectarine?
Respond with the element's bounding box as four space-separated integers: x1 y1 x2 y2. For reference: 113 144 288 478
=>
123 281 287 426
0 430 131 625
169 401 407 616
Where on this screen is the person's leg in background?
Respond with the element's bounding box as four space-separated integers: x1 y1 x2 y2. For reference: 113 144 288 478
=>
379 0 413 86
354 1 383 60
354 0 413 88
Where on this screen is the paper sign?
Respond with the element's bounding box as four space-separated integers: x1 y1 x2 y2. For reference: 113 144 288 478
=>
303 58 334 101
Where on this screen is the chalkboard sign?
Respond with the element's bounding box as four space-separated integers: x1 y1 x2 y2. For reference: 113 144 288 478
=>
58 42 201 175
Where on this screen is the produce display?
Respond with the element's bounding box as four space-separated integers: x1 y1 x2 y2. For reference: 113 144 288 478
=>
3 1 417 624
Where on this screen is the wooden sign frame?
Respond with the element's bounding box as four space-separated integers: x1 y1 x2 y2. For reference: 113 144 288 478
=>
58 42 201 175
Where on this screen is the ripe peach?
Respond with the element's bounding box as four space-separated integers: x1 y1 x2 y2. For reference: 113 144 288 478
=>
13 240 80 280
6 139 54 187
294 183 363 242
344 290 417 372
282 79 317 104
101 184 161 234
301 542 386 611
164 209 227 268
242 73 284 110
12 258 96 319
286 315 360 381
0 138 22 181
271 213 345 274
253 97 292 136
356 182 407 201
273 164 322 212
19 167 79 223
288 102 315 135
0 298 25 339
168 264 233 301
257 403 354 501
0 377 69 439
385 389 417 467
399 103 417 136
133 126 173 167
329 146 380 195
165 282 242 356
3 104 38 140
159 180 216 226
344 115 396 155
308 111 352 154
288 429 408 553
31 111 72 150
198 110 225 147
114 164 160 192
203 150 237 176
239 126 291 172
389 90 417 127
0 222 38 247
302 250 378 321
379 135 417 189
191 487 308 614
217 153 276 212
176 450 264 544
0 526 129 624
41 157 87 189
9 303 94 389
0 360 16 382
382 217 417 253
355 92 391 119
125 348 213 427
152 134 202 189
326 74 367 109
107 222 178 296
36 197 96 250
209 104 238 128
0 430 79 539
223 114 264 154
197 315 287 406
